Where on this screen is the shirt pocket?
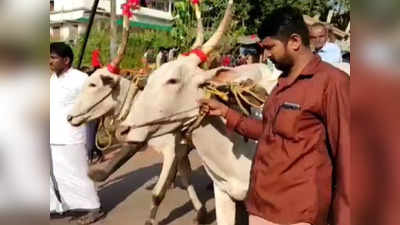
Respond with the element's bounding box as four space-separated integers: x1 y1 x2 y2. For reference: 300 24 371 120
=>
273 102 302 139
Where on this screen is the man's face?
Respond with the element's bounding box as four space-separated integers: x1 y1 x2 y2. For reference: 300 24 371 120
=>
49 53 69 74
260 37 294 71
310 26 328 51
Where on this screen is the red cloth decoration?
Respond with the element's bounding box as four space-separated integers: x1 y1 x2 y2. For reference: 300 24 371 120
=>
122 3 133 18
122 0 140 18
181 49 208 63
91 49 102 68
192 0 199 5
221 56 231 67
107 64 120 74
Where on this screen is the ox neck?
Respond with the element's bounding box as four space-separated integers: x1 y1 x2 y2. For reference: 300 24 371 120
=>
114 78 140 122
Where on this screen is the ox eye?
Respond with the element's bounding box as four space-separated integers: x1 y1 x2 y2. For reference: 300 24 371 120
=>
166 78 179 85
89 83 96 87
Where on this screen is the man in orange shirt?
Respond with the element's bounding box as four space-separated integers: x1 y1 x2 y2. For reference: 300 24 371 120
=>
199 6 349 225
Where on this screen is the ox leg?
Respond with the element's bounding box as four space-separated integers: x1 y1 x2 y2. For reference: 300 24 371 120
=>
214 184 236 225
177 155 207 225
145 150 178 225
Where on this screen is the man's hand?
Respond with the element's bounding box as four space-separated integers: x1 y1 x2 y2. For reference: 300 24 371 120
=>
198 99 229 117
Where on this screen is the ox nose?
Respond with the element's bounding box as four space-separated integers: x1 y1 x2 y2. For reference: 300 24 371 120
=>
116 125 131 141
67 115 73 122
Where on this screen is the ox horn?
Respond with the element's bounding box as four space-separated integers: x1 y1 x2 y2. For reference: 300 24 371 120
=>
201 0 233 55
109 1 131 69
190 0 204 50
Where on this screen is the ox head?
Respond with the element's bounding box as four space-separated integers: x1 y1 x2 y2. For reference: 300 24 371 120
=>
67 68 132 126
68 2 133 126
116 0 243 143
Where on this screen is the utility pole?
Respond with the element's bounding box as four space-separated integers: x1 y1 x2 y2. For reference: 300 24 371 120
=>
78 0 100 68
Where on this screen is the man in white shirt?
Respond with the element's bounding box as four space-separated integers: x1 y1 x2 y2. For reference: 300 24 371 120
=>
50 42 104 224
310 23 343 64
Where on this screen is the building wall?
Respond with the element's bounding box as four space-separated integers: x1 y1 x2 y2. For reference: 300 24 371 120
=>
50 0 173 42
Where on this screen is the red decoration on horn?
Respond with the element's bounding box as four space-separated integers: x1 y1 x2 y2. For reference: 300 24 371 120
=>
122 0 140 18
107 64 121 74
91 49 102 68
192 0 200 5
182 49 208 63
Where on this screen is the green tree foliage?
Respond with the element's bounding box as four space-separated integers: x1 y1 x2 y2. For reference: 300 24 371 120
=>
171 0 350 51
72 23 175 69
66 0 349 69
171 0 247 53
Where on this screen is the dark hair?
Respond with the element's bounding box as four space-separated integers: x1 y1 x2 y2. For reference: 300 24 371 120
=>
50 42 74 65
258 6 310 47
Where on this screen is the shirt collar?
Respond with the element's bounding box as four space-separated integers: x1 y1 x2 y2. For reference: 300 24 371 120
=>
54 67 72 79
300 55 321 76
276 55 321 91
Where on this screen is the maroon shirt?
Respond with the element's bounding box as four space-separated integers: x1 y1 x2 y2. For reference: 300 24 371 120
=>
225 56 350 225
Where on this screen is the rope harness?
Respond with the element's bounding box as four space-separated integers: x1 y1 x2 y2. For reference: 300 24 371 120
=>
96 77 267 154
95 75 147 152
181 79 268 145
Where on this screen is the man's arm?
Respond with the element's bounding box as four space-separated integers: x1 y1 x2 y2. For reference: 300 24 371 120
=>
199 99 263 140
323 74 350 225
224 108 263 140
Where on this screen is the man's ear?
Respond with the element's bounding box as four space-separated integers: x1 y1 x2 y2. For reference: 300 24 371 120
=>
288 34 302 51
63 57 71 66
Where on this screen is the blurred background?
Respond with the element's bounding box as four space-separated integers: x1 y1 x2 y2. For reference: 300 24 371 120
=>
0 0 48 225
352 0 400 224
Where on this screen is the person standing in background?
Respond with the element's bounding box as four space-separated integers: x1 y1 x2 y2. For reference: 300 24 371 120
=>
50 42 104 225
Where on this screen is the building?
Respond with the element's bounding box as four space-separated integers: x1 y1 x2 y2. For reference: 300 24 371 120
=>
50 0 174 42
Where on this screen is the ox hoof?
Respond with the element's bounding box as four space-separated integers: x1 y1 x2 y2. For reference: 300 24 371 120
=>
88 169 109 182
194 207 207 225
144 219 157 225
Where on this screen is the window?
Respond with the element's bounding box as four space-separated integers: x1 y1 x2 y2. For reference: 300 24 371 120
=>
145 0 169 12
51 26 61 41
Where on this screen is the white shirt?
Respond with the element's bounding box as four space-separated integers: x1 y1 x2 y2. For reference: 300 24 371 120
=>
317 42 343 64
50 68 88 144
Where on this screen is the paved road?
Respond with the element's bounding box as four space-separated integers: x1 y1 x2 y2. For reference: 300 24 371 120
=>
50 148 249 225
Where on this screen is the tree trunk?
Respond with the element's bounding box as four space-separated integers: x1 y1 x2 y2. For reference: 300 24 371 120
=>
110 0 118 59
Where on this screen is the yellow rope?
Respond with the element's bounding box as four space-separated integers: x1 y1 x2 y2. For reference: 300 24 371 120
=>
237 88 263 110
96 74 147 152
241 88 266 104
231 85 250 116
202 81 266 116
95 118 113 151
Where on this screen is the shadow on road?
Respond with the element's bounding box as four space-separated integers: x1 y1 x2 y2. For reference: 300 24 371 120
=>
158 166 216 225
98 163 162 213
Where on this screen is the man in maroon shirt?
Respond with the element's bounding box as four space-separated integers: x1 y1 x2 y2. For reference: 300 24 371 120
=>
199 7 350 225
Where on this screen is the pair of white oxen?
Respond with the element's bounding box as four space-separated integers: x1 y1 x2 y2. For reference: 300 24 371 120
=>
68 52 350 225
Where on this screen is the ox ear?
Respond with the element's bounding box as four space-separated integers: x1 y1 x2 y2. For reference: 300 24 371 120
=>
100 74 119 87
196 67 239 86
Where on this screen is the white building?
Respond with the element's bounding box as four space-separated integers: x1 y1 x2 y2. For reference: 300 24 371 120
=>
50 0 174 42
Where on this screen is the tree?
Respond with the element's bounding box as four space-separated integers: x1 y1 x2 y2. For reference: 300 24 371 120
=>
171 0 350 51
110 0 118 59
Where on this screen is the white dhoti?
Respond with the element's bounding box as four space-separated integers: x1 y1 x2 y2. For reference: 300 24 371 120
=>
50 144 100 214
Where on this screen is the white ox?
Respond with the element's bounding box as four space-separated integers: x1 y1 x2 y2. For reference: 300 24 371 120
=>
67 3 207 224
117 56 280 225
67 68 207 225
